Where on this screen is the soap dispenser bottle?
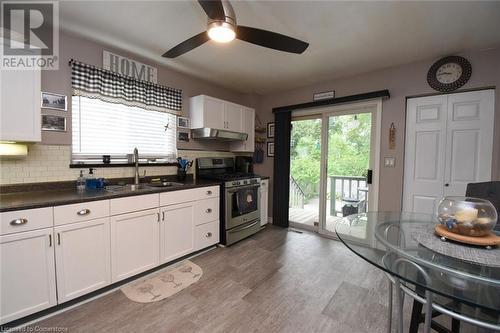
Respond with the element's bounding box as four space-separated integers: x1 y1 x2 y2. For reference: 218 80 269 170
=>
77 170 86 191
86 168 96 190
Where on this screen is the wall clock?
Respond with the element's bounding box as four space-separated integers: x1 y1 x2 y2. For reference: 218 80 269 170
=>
427 56 471 92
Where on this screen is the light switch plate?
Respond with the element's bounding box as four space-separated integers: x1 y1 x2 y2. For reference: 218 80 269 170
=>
384 157 395 167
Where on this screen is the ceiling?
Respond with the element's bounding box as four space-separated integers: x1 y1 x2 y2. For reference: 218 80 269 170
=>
60 1 500 95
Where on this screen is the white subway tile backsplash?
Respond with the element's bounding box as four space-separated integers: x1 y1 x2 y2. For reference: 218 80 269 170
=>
0 144 235 185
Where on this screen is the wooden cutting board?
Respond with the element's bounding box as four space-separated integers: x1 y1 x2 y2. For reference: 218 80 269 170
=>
435 224 500 247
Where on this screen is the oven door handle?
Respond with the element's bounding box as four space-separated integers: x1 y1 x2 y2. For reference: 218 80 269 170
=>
228 220 260 233
226 184 260 193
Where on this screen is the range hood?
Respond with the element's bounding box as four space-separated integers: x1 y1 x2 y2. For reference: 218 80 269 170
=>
191 128 248 141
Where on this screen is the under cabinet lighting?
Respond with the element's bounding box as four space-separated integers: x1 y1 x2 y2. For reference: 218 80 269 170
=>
0 143 28 157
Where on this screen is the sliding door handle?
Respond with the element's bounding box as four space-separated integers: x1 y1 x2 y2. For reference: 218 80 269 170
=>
367 169 373 185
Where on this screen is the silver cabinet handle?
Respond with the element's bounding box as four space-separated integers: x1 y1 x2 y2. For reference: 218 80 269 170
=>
57 233 61 245
10 218 28 226
77 209 91 216
157 212 161 222
162 211 165 221
206 190 212 195
49 234 52 247
206 232 212 238
206 208 212 213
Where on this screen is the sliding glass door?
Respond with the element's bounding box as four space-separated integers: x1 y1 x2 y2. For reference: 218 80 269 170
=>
288 117 322 231
288 101 381 236
319 103 380 237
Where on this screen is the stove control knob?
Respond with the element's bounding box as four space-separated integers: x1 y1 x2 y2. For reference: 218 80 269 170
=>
243 180 248 184
232 181 238 186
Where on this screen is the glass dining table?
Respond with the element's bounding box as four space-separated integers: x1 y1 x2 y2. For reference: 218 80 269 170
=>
334 212 500 332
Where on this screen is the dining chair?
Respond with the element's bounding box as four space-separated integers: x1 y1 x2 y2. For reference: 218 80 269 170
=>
465 181 500 231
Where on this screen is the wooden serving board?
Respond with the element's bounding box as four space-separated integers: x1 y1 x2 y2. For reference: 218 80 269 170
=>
435 224 500 246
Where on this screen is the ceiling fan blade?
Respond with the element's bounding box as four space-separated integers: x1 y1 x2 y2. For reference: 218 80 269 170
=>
162 32 210 58
236 25 309 54
198 0 225 21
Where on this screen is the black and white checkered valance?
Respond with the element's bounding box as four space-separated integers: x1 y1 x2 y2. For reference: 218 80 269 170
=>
70 60 182 114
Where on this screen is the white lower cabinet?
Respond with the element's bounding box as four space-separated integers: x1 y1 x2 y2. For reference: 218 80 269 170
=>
160 202 194 263
54 218 111 303
0 228 57 324
110 208 160 282
0 186 222 324
194 220 219 251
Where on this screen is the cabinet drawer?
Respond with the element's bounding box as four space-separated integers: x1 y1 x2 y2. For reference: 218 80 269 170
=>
160 186 219 206
110 194 159 216
54 200 109 226
0 207 53 235
194 198 219 226
194 220 219 251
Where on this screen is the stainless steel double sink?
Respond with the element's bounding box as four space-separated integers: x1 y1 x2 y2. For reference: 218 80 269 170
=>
105 182 184 193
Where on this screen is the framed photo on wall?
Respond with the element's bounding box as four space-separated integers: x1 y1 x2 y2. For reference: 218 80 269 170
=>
267 142 274 157
41 92 67 111
267 122 275 138
42 115 66 132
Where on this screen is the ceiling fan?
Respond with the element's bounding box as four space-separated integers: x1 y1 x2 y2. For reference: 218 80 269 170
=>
162 0 309 58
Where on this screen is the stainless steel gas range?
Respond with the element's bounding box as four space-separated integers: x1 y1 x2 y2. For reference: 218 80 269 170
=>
196 157 261 246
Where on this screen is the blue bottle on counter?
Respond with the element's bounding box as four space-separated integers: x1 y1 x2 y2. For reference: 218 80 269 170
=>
85 168 97 190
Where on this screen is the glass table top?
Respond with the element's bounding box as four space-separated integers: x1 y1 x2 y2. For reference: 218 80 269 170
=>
335 212 500 322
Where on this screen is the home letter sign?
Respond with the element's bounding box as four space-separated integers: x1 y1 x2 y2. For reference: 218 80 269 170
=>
103 51 158 83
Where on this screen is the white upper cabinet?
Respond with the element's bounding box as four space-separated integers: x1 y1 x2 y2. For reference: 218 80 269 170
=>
190 95 253 137
224 102 243 132
0 67 41 142
190 95 225 130
230 107 255 152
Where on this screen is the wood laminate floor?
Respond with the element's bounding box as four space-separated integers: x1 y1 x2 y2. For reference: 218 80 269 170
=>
32 226 491 333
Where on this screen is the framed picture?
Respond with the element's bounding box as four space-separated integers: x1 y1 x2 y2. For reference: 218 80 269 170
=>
42 115 66 132
267 142 274 157
41 92 67 111
177 116 190 129
267 122 275 138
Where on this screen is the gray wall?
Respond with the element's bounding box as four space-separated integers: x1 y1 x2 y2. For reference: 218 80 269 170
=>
41 31 259 151
254 46 500 213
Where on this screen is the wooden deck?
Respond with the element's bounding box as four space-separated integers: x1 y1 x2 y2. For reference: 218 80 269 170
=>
289 207 343 232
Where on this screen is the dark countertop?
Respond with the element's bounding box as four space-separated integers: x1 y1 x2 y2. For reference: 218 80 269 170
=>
0 179 222 212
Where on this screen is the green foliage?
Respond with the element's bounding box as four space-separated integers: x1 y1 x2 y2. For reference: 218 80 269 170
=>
290 114 371 197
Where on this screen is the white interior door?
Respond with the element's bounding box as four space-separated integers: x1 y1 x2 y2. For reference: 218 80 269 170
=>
444 90 495 196
403 90 495 214
403 95 448 214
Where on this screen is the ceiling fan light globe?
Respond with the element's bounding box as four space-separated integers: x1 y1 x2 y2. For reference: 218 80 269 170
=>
207 22 235 43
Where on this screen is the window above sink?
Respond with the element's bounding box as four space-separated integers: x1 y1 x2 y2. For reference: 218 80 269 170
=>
71 96 177 164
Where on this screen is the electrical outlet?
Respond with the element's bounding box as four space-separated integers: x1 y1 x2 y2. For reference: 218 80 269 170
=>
384 157 395 167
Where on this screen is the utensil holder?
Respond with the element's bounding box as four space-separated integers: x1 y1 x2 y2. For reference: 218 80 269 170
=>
177 169 187 182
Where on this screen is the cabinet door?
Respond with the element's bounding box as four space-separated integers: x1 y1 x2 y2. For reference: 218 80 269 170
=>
224 102 243 132
54 218 111 303
160 202 194 263
110 209 160 282
230 107 255 152
444 90 495 196
203 96 225 130
0 228 56 324
0 68 41 142
260 179 269 226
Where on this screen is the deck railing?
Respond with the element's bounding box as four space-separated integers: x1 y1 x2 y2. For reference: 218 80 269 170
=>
289 176 305 209
329 175 367 216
